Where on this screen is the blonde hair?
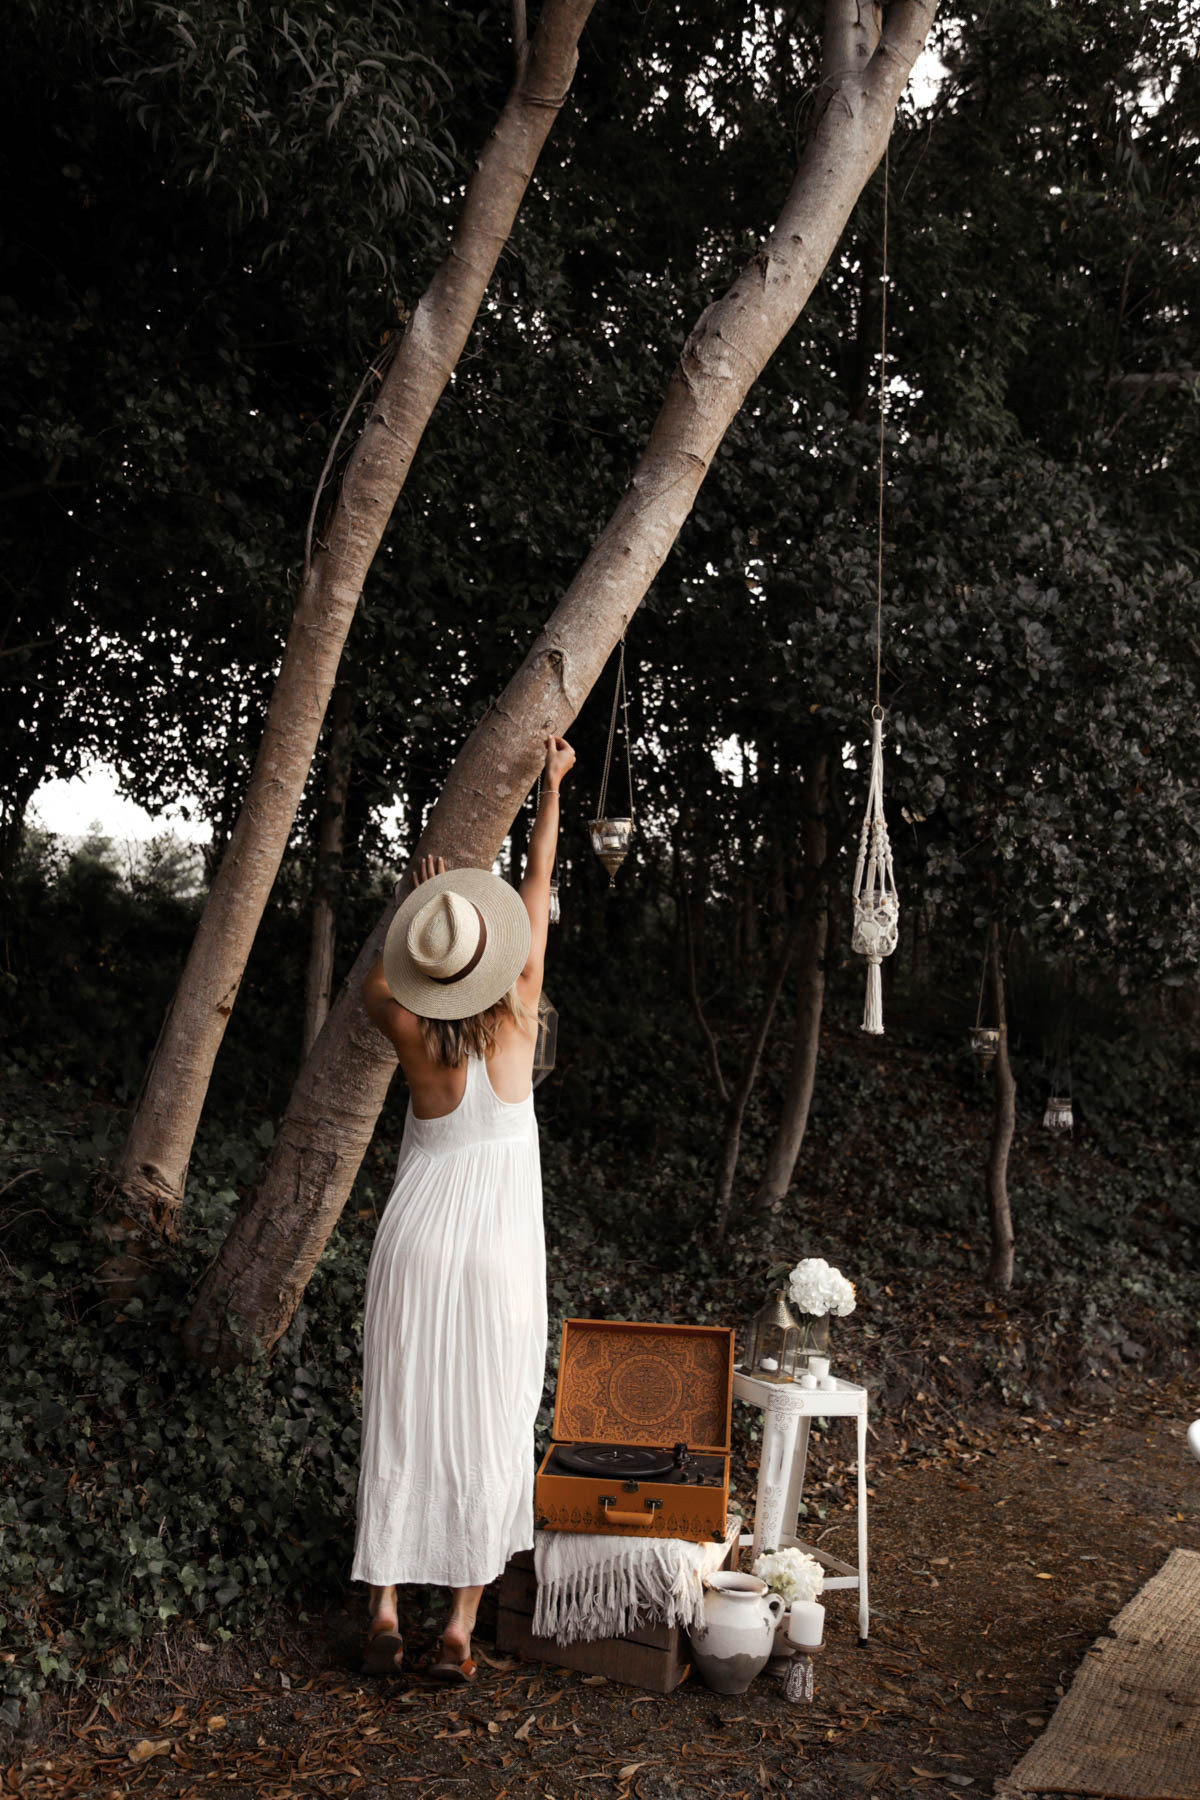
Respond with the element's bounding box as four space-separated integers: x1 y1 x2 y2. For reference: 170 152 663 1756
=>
418 985 531 1069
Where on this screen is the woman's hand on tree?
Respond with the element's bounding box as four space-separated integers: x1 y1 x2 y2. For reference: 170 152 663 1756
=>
412 854 446 887
544 736 575 790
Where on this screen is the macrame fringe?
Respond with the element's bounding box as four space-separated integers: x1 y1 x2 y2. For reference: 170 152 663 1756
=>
532 1546 703 1646
862 960 884 1036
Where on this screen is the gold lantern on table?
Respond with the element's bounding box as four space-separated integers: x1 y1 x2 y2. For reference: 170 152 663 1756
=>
747 1290 804 1383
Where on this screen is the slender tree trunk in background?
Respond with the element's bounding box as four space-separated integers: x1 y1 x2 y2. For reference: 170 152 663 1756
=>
986 926 1017 1291
714 919 803 1242
753 749 830 1212
302 682 354 1059
103 0 599 1244
674 846 728 1106
182 0 938 1367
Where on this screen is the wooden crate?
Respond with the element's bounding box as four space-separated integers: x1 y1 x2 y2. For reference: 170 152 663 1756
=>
496 1545 732 1695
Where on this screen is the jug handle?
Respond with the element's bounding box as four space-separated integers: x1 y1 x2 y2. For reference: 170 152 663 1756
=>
766 1593 785 1623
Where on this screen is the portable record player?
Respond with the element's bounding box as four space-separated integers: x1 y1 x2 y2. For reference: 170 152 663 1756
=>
536 1318 734 1543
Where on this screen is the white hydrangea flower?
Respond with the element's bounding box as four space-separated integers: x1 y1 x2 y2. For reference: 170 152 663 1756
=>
752 1547 825 1605
787 1256 856 1318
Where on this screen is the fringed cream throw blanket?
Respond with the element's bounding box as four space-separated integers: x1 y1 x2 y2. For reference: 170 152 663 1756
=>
533 1518 740 1646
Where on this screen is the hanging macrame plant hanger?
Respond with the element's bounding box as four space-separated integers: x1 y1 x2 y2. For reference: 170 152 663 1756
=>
590 631 635 888
851 148 900 1035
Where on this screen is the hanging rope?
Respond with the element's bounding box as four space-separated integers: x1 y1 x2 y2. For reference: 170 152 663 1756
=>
851 148 899 1035
595 633 634 823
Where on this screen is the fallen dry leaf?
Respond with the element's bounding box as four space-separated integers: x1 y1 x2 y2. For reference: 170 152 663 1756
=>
128 1739 171 1764
205 1716 226 1732
514 1714 537 1742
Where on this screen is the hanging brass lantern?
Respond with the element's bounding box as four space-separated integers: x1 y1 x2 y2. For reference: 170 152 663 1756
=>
747 1290 804 1383
589 816 634 886
969 1025 1000 1066
1043 1095 1074 1132
533 992 558 1090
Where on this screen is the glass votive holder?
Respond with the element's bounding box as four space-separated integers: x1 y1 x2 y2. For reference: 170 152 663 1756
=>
807 1355 831 1379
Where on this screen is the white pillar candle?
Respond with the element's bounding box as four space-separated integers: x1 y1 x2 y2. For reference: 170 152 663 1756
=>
788 1600 825 1649
799 1372 818 1389
759 1356 779 1372
807 1355 831 1379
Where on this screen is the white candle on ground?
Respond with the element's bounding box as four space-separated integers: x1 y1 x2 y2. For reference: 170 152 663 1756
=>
788 1600 825 1648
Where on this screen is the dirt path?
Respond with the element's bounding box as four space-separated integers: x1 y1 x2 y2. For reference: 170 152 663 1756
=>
8 1371 1198 1800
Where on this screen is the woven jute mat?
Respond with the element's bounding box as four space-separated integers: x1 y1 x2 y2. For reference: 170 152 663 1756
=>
1000 1547 1200 1799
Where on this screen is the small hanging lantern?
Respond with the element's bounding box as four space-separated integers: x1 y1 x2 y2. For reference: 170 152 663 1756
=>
969 925 1001 1068
590 632 636 890
533 992 558 1090
1043 1095 1074 1133
747 1290 804 1383
969 1025 1000 1067
851 708 899 1034
589 816 634 885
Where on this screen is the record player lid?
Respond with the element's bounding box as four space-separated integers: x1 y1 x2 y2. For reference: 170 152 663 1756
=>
551 1318 734 1453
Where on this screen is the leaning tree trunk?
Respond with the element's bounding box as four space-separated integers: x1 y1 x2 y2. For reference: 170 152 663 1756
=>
103 0 599 1243
302 681 354 1059
182 0 939 1367
986 925 1017 1291
753 748 830 1212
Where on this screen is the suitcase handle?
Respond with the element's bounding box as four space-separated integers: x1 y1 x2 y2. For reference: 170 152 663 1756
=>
599 1496 662 1526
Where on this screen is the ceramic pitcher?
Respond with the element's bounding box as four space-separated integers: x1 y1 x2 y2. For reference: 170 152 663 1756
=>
690 1572 785 1695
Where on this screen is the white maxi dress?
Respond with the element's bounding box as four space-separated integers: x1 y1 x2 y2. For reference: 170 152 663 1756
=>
352 1050 547 1589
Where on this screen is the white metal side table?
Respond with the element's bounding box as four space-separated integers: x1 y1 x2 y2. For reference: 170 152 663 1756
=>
732 1368 870 1642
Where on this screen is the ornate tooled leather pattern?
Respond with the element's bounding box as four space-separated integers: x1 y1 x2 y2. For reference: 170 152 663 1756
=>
556 1326 728 1447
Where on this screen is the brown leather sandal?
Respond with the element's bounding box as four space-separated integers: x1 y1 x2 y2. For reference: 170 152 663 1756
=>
362 1619 404 1676
428 1639 477 1685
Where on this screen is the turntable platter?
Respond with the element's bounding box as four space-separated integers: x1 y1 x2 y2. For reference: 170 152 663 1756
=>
556 1443 676 1478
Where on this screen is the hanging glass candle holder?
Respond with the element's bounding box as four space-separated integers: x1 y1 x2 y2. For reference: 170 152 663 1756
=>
548 879 561 926
532 992 558 1090
747 1290 804 1383
591 633 636 890
1043 1095 1074 1132
969 1025 1000 1066
589 816 634 886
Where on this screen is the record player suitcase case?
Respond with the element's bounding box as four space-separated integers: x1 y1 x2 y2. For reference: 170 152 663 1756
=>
535 1318 734 1544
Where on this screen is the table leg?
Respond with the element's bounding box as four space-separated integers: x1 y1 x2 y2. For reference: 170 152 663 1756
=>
751 1392 806 1563
856 1402 870 1642
782 1417 812 1541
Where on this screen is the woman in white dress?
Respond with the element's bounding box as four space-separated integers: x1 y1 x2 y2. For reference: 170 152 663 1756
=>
353 736 574 1682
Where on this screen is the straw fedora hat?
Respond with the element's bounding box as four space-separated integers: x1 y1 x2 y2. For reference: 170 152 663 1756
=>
382 868 531 1020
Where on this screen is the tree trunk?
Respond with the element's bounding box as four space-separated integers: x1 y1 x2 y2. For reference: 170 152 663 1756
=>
986 926 1017 1291
181 0 938 1367
104 0 599 1242
714 919 804 1243
753 749 830 1212
302 681 354 1060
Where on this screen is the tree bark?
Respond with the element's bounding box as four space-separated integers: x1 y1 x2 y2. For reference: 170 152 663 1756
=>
753 749 830 1212
104 0 600 1241
302 681 354 1060
181 0 939 1367
986 925 1017 1291
713 919 804 1243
